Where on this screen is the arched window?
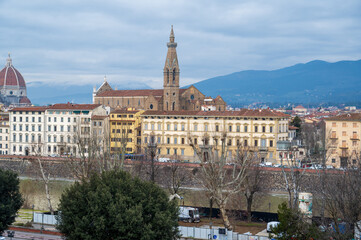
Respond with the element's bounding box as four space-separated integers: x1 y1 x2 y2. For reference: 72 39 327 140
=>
172 102 175 111
166 102 168 110
150 104 153 109
167 69 170 84
172 69 176 84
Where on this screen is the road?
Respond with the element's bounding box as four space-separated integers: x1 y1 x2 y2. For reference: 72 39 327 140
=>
2 231 62 240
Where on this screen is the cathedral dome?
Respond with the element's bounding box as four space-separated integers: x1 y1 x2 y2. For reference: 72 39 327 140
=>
0 54 26 88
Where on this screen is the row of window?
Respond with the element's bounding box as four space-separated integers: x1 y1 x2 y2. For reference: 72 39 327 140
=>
12 111 42 115
144 123 279 133
0 136 8 141
12 134 42 143
143 136 274 147
13 116 42 123
144 116 285 121
332 122 359 128
110 114 134 118
12 116 92 124
0 144 8 149
47 125 76 132
11 145 78 155
13 124 42 131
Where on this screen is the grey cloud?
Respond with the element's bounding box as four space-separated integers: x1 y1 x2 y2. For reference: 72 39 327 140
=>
0 0 360 89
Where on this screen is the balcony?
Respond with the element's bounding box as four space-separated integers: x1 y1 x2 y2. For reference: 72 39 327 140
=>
350 135 360 140
340 145 348 149
329 135 338 140
259 146 268 151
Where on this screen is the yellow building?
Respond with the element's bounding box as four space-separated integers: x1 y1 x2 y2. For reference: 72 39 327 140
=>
325 113 361 168
110 109 144 154
141 109 289 163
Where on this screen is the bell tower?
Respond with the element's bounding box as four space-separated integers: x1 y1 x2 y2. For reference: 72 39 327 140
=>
163 25 180 111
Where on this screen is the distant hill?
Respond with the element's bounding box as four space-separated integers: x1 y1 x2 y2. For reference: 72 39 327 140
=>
186 59 361 106
27 81 152 105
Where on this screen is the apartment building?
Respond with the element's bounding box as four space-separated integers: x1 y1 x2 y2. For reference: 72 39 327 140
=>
92 115 109 153
109 109 143 154
325 113 361 168
9 106 48 155
9 103 107 157
141 109 289 163
0 113 10 154
45 103 107 156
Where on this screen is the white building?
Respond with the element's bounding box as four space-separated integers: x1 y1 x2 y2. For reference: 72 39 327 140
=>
9 106 47 155
9 103 107 157
0 113 10 154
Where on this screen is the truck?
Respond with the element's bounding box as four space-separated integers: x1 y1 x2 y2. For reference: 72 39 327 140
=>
179 206 200 223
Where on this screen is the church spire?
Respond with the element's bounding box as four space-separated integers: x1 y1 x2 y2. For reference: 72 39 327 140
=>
170 25 175 43
163 26 180 111
167 25 177 48
6 53 12 67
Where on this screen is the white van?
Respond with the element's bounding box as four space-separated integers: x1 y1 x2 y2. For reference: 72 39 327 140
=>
267 221 280 233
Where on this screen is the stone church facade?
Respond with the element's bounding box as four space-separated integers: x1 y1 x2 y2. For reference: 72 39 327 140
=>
93 27 226 111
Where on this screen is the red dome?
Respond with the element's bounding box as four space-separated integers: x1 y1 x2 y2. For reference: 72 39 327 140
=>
0 55 26 88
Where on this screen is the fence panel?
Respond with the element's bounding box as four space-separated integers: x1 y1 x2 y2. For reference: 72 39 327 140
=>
178 226 268 240
33 212 57 225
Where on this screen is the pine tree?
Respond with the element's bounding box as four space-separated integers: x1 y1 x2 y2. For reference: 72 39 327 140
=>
57 170 179 240
0 169 23 233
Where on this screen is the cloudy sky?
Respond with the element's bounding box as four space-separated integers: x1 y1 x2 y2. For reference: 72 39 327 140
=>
0 0 360 89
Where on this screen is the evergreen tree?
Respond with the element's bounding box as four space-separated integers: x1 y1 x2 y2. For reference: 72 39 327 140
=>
57 170 179 240
271 202 326 240
0 169 23 234
291 116 302 130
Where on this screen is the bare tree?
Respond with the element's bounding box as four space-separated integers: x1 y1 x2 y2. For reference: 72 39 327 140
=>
243 157 264 222
279 146 306 209
66 120 114 180
189 133 250 230
30 142 55 214
67 131 100 180
322 163 361 239
162 160 190 195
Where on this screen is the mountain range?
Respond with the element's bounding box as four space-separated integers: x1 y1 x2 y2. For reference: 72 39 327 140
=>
27 59 361 106
187 59 361 106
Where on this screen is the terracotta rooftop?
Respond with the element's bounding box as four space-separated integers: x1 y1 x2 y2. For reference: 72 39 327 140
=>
48 103 101 110
19 96 31 104
96 88 187 97
326 113 361 121
10 106 48 112
289 126 299 130
111 109 141 114
142 109 289 118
